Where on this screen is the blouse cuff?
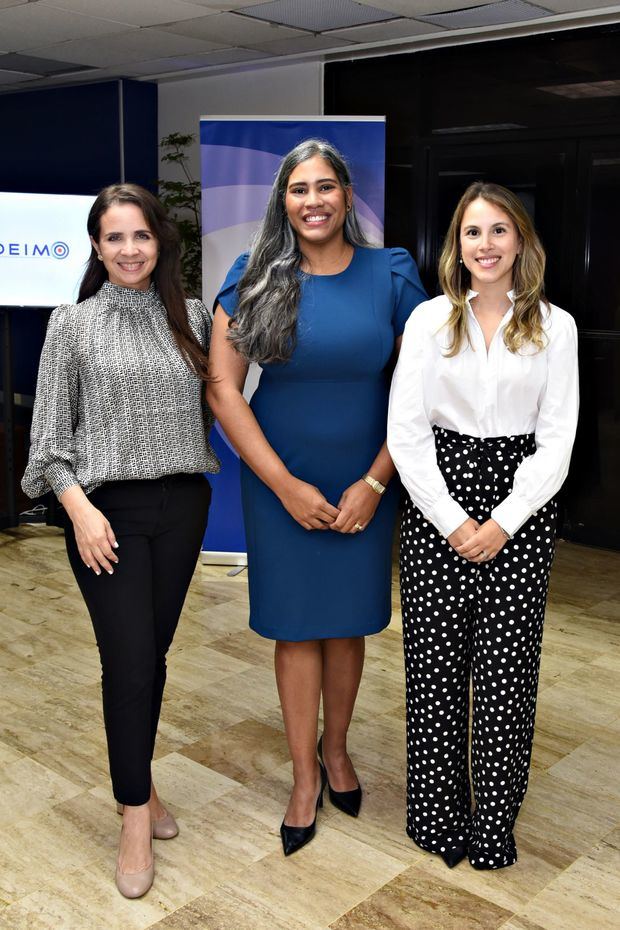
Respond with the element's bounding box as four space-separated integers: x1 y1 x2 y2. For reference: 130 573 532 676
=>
491 492 532 538
46 462 80 500
424 492 471 539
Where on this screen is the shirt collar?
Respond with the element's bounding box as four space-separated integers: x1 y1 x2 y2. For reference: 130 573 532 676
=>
100 280 163 311
466 288 515 323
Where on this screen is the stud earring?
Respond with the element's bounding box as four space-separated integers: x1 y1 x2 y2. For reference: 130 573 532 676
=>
459 257 463 264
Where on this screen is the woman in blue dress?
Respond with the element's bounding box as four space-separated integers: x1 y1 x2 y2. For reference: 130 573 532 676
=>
207 139 426 855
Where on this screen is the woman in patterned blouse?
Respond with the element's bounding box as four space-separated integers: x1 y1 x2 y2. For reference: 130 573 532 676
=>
22 184 218 899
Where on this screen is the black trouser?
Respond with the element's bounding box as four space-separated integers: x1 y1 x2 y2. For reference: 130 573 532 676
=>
65 474 211 806
399 428 556 869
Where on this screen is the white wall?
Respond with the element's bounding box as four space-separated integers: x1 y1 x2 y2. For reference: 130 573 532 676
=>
157 61 323 182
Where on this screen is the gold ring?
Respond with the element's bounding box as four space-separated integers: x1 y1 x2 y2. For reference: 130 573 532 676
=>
354 522 364 531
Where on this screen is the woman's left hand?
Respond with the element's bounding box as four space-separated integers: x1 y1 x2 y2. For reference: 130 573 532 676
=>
330 479 382 534
456 518 509 562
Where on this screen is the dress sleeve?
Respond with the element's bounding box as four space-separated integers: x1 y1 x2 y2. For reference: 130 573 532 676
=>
491 309 579 536
21 306 80 500
390 247 428 336
388 306 471 538
214 252 249 317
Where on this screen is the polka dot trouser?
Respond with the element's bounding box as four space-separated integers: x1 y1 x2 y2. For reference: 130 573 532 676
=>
399 427 557 870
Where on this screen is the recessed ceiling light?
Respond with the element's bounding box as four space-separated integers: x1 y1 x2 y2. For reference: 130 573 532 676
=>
418 0 551 29
539 79 620 98
237 0 399 33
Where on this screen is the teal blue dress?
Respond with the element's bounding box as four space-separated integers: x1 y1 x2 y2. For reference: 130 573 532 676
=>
216 247 426 641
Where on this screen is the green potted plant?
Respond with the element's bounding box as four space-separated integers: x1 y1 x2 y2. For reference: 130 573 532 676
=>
159 132 202 298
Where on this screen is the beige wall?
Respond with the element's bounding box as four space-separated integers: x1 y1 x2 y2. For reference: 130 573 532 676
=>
157 61 323 181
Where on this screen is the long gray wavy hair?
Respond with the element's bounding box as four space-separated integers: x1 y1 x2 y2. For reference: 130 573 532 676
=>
228 139 370 363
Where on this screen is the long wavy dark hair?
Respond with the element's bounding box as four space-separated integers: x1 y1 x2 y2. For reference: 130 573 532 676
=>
79 183 210 381
439 181 548 357
229 139 370 364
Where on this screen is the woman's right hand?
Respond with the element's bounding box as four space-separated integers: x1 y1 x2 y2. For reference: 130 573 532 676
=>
60 486 119 575
278 476 340 530
447 517 480 555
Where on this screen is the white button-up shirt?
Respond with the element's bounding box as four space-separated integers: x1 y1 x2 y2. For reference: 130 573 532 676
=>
387 291 579 538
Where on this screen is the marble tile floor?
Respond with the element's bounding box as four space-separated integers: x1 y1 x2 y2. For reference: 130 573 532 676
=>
0 527 618 930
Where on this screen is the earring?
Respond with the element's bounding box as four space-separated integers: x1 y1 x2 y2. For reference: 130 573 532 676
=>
97 253 103 261
459 257 463 264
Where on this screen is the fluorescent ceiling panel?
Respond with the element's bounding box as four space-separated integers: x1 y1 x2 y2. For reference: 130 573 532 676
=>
237 0 399 31
0 66 36 83
354 0 495 12
539 79 620 98
418 0 553 28
329 17 442 41
0 52 93 74
541 0 620 8
40 0 218 27
161 11 305 43
0 4 133 50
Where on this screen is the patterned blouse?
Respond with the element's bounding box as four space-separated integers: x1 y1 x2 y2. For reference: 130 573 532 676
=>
22 280 220 499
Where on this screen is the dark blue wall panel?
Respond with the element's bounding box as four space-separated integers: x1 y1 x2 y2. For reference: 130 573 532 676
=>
122 80 158 190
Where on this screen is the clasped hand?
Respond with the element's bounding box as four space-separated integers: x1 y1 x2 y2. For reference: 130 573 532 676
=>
278 476 380 533
447 517 508 562
71 501 119 574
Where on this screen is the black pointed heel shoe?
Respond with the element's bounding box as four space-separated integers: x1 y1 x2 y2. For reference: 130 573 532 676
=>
440 845 467 868
317 735 362 818
280 765 327 857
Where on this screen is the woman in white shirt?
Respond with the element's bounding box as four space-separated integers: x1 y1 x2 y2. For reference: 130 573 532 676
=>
387 182 578 871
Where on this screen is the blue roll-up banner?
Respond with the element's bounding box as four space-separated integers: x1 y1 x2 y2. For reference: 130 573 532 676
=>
200 116 386 564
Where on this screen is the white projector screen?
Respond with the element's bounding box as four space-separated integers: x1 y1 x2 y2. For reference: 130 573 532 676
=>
0 191 96 307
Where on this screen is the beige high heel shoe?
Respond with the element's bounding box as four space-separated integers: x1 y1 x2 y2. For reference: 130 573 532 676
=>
116 802 179 840
115 828 154 899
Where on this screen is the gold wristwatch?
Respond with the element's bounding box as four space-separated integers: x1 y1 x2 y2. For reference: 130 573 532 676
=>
362 473 386 495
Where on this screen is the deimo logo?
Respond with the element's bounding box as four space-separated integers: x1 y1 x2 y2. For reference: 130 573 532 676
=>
0 240 70 259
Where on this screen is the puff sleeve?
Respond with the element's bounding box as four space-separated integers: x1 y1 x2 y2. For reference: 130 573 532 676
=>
21 306 80 500
390 247 428 336
214 253 249 317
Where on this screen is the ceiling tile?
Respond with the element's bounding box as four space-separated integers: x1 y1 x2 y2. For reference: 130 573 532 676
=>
237 0 399 31
329 18 443 41
180 0 277 8
247 33 356 54
110 47 274 75
160 11 306 44
39 0 220 27
0 3 134 51
0 67 37 84
26 29 222 68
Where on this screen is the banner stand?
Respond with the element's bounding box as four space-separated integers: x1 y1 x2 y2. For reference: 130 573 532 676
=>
200 550 246 567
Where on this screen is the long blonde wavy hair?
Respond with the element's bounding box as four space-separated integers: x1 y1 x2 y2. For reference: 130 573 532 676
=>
438 181 549 356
